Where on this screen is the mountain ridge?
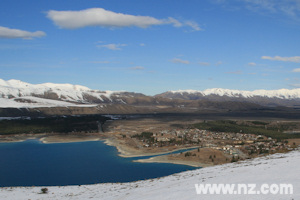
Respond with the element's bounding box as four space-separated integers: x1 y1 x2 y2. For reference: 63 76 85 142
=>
156 89 300 107
0 78 147 107
1 78 300 109
162 88 300 99
2 78 300 100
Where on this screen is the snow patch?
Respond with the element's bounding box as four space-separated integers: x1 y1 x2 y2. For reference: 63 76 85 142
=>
0 97 98 108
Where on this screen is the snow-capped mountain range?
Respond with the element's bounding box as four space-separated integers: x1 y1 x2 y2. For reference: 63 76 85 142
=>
156 88 300 107
1 78 300 108
164 88 300 99
0 79 121 103
0 79 143 108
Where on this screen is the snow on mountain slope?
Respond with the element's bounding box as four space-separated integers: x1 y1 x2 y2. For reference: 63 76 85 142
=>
0 149 298 200
2 79 300 101
0 97 98 108
2 78 300 108
0 79 124 107
169 88 300 99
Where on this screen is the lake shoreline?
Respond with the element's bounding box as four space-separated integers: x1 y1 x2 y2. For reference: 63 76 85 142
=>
0 136 198 187
0 134 208 167
0 134 105 144
134 155 213 168
103 137 200 158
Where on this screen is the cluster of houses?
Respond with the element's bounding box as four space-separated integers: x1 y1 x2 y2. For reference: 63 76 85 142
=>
134 128 293 158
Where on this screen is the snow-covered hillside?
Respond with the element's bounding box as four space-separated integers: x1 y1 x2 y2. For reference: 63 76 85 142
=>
0 79 120 101
0 97 98 108
0 150 298 200
169 88 300 99
2 78 300 108
0 79 130 108
155 88 300 106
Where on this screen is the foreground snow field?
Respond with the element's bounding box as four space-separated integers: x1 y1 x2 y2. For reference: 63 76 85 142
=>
0 150 299 200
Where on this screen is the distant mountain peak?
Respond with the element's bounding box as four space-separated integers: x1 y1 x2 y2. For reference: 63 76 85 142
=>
166 88 300 99
156 88 300 107
1 78 300 108
0 78 136 108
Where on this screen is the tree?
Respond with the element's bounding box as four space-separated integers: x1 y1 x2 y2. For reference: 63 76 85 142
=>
185 152 192 157
41 188 48 194
231 157 237 162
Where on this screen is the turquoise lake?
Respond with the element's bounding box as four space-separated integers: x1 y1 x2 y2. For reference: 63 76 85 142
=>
0 139 197 187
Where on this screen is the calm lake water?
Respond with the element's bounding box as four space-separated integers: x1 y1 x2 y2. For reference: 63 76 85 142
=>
0 140 197 187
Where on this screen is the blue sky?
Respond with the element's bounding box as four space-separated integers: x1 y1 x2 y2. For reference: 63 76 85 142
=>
1 0 300 95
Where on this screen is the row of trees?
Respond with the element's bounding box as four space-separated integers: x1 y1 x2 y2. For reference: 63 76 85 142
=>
0 115 110 135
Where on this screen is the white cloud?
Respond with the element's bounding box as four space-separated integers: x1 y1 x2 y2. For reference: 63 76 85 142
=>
244 0 276 12
0 26 46 39
215 61 223 66
130 66 144 70
167 17 183 27
248 62 257 66
184 21 202 31
292 68 300 72
97 43 127 50
289 83 300 88
171 58 190 64
167 18 202 31
225 70 242 74
210 0 300 25
47 8 200 31
243 0 300 17
288 77 300 87
214 0 300 19
262 56 300 63
90 61 110 64
198 62 210 66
